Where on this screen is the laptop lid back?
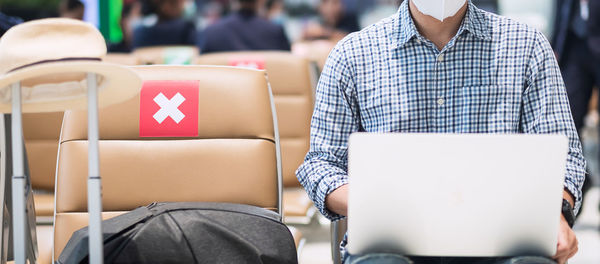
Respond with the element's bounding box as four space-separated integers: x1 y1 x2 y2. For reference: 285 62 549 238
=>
347 133 568 257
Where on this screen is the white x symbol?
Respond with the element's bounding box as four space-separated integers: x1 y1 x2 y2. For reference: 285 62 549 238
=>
235 62 259 69
153 92 186 124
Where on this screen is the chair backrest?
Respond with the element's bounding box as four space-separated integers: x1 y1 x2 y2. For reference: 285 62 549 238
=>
53 65 282 259
291 40 336 73
103 53 139 65
196 51 313 188
23 112 63 192
133 46 199 65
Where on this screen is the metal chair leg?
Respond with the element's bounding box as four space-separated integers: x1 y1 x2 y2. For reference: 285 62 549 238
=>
330 218 347 264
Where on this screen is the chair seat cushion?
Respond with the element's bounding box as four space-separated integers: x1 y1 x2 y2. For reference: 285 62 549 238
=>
283 188 313 217
34 193 54 217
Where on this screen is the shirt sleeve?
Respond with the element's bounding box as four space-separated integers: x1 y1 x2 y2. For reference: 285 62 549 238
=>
295 42 360 220
520 31 586 214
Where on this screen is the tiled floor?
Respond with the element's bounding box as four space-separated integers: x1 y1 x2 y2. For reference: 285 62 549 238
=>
573 113 600 263
570 187 600 264
297 218 333 264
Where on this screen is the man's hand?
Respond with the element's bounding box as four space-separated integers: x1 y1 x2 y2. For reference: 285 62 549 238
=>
325 184 349 216
553 190 578 264
553 215 578 264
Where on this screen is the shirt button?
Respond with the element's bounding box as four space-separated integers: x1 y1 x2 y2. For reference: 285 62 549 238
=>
437 54 445 62
437 98 445 106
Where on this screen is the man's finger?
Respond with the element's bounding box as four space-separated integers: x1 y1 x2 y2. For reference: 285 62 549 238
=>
566 230 578 259
556 256 568 264
553 242 568 259
567 245 578 259
553 251 568 261
553 242 571 262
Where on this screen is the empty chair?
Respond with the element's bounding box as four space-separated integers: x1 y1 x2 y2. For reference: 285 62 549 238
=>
133 46 199 65
196 51 316 224
52 65 285 260
291 40 336 73
23 112 63 219
23 112 63 264
103 53 139 66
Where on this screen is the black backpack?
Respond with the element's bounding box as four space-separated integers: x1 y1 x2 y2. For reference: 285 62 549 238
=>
57 202 298 264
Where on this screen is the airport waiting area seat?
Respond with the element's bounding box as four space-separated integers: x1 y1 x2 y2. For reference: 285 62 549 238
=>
196 51 316 224
23 112 63 219
103 53 140 66
23 112 64 264
291 40 336 74
133 46 199 65
52 65 294 261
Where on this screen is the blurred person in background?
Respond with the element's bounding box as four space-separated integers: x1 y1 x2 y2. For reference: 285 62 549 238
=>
59 0 85 20
553 0 600 131
266 0 286 25
133 0 197 49
301 0 359 41
552 0 600 213
199 0 290 53
109 0 142 53
196 0 228 29
0 4 22 37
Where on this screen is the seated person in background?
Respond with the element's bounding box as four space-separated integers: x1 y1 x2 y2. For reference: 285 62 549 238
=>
109 0 141 53
296 0 584 263
59 0 85 20
200 0 291 54
133 0 196 49
265 0 286 26
302 0 360 42
0 10 22 37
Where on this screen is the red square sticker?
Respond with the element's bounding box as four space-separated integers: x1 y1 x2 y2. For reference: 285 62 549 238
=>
139 80 199 137
229 57 265 70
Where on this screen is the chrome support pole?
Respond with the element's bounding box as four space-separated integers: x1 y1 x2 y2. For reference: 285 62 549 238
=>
265 80 283 220
10 82 25 264
86 73 104 264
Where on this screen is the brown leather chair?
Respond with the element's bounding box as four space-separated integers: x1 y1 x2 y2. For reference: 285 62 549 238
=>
292 40 336 73
22 113 64 264
103 53 139 65
196 51 316 224
52 65 284 261
23 112 63 219
133 46 199 65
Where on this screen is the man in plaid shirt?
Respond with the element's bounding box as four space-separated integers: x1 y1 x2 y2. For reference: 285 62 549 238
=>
296 0 586 263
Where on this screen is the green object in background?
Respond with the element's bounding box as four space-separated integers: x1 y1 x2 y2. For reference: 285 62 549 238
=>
108 0 123 43
99 0 124 44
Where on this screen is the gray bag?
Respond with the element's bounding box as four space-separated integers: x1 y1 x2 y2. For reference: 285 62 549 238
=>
57 202 298 264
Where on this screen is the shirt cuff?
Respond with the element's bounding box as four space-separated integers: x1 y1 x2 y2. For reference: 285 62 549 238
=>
564 179 582 215
316 174 349 221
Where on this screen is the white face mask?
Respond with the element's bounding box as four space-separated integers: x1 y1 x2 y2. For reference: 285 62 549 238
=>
411 0 467 21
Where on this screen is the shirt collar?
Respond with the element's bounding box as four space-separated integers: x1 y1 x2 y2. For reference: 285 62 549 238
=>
461 0 492 41
391 0 491 50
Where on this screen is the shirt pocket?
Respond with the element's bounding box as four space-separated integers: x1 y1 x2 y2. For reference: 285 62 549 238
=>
460 85 514 133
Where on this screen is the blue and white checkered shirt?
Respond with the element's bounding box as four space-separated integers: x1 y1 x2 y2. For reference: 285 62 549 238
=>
296 0 586 226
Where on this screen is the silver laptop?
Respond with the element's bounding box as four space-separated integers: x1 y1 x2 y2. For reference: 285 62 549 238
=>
347 133 568 257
